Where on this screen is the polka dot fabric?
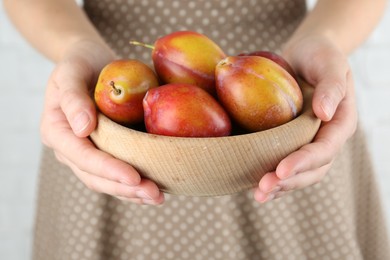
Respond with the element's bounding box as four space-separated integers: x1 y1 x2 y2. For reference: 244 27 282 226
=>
33 1 390 259
84 0 305 65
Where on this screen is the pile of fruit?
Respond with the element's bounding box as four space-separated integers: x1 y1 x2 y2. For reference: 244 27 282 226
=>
94 31 303 137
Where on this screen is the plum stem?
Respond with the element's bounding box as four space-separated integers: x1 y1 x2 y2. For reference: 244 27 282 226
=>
110 81 121 95
129 41 155 50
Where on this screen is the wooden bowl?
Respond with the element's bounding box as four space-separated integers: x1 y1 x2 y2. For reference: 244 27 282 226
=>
90 80 320 196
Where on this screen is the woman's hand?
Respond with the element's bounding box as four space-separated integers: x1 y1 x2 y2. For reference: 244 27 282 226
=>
254 35 358 203
40 40 164 205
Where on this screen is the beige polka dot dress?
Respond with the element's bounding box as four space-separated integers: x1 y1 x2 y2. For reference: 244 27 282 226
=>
33 0 390 259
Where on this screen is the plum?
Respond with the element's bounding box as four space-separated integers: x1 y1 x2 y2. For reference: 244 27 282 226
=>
143 83 231 137
131 31 226 94
215 56 303 132
94 59 159 125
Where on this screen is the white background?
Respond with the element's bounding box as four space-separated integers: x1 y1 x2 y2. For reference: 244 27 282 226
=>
1 1 390 259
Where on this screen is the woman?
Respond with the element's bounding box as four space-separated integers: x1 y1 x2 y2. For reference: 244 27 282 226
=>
4 0 389 259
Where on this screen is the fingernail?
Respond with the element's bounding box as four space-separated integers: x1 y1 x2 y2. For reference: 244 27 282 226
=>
261 193 276 203
143 199 160 205
321 96 334 120
283 171 297 179
267 193 276 201
270 185 282 193
73 112 90 134
119 178 138 187
136 190 153 200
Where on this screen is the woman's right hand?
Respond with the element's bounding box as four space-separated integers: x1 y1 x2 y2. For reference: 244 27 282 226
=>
40 40 165 205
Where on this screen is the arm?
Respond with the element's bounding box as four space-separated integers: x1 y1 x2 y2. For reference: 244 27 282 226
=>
4 0 164 205
4 0 107 61
289 0 387 55
287 0 386 120
255 0 387 202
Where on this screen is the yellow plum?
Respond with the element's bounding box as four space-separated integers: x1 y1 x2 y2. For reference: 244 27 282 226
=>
94 59 159 125
215 56 303 132
131 31 226 94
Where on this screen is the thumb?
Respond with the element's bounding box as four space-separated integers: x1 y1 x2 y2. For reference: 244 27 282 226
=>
61 88 97 137
283 36 350 122
55 61 97 137
309 59 350 122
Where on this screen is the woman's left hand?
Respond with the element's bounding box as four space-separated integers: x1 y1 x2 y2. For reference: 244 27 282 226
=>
254 35 358 203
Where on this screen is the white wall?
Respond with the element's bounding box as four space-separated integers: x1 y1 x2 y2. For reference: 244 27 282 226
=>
0 3 51 259
1 1 389 259
351 4 390 221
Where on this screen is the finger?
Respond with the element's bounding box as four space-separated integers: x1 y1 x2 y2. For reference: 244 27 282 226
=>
275 123 341 180
258 172 281 193
62 153 163 201
273 190 290 200
53 61 97 137
253 188 269 203
115 197 144 204
292 43 351 122
43 77 138 185
47 123 141 186
276 80 356 179
254 185 283 203
116 195 165 205
255 163 330 203
311 59 350 122
277 163 331 191
255 190 291 203
255 171 282 203
275 131 336 180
